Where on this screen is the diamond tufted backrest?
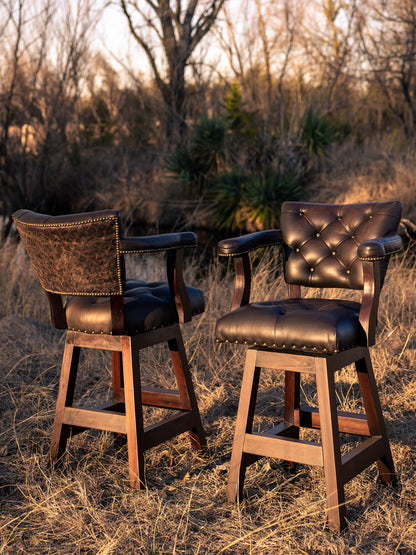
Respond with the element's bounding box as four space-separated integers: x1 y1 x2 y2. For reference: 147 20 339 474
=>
12 209 125 296
280 201 402 290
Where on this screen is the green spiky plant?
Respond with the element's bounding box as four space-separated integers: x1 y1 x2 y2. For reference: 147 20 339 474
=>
301 108 340 157
166 115 226 198
214 168 305 231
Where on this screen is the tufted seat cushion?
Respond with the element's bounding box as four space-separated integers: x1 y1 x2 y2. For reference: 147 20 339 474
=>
215 298 366 353
66 278 205 335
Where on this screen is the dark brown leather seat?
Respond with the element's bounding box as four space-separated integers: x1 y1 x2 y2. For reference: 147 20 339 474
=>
13 208 206 489
66 278 205 335
216 200 402 531
216 298 365 353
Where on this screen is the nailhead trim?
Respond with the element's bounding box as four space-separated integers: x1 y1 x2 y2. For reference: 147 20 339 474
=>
216 338 359 353
120 244 195 254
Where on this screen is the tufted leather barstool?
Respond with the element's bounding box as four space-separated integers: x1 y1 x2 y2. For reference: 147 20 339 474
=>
216 201 402 531
13 209 206 488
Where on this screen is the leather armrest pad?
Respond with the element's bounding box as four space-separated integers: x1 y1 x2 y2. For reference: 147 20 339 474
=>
218 229 282 256
120 232 197 253
358 233 403 260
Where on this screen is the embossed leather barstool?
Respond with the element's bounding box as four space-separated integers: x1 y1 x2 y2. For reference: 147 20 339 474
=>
216 201 402 531
13 209 206 488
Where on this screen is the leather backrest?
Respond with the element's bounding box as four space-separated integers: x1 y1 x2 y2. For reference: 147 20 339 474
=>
12 209 125 296
281 201 402 289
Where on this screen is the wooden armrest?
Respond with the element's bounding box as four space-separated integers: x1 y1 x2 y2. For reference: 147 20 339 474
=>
120 232 197 253
358 233 403 260
218 230 282 257
218 230 282 310
121 233 197 324
167 248 192 323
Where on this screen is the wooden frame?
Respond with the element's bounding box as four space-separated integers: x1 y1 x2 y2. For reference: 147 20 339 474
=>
226 346 396 531
50 324 206 489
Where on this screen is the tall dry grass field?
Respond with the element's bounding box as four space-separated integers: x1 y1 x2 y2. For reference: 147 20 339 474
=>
1 142 415 553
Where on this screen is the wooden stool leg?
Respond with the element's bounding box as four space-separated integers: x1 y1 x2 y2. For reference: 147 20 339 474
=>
168 328 207 452
284 370 300 469
315 358 346 532
50 338 80 464
111 351 124 402
356 352 396 484
227 349 261 502
122 336 146 489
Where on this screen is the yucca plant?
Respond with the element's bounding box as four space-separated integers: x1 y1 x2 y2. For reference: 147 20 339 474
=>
166 115 226 198
301 109 339 158
214 168 305 231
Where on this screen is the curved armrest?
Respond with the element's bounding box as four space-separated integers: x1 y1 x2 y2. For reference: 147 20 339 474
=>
218 229 282 257
121 232 197 324
358 233 403 260
218 230 282 311
120 232 197 254
358 235 402 345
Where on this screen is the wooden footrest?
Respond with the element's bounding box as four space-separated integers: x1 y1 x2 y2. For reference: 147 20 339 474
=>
62 403 198 453
294 406 370 436
342 436 385 483
243 432 324 467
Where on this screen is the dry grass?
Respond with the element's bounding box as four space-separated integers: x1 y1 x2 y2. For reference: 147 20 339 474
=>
1 142 416 554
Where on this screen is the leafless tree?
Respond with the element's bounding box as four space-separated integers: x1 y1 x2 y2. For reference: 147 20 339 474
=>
359 0 416 136
120 0 226 142
0 0 102 227
300 0 360 114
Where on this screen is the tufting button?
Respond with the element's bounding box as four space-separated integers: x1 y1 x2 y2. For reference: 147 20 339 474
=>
332 251 336 255
368 215 373 219
346 269 351 274
351 235 355 239
337 216 342 221
296 248 300 252
316 233 320 237
310 267 315 272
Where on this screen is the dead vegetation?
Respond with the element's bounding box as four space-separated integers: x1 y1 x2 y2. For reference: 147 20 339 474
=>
1 144 416 553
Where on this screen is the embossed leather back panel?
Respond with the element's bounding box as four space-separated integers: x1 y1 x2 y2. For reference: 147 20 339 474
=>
13 209 125 296
281 201 402 289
